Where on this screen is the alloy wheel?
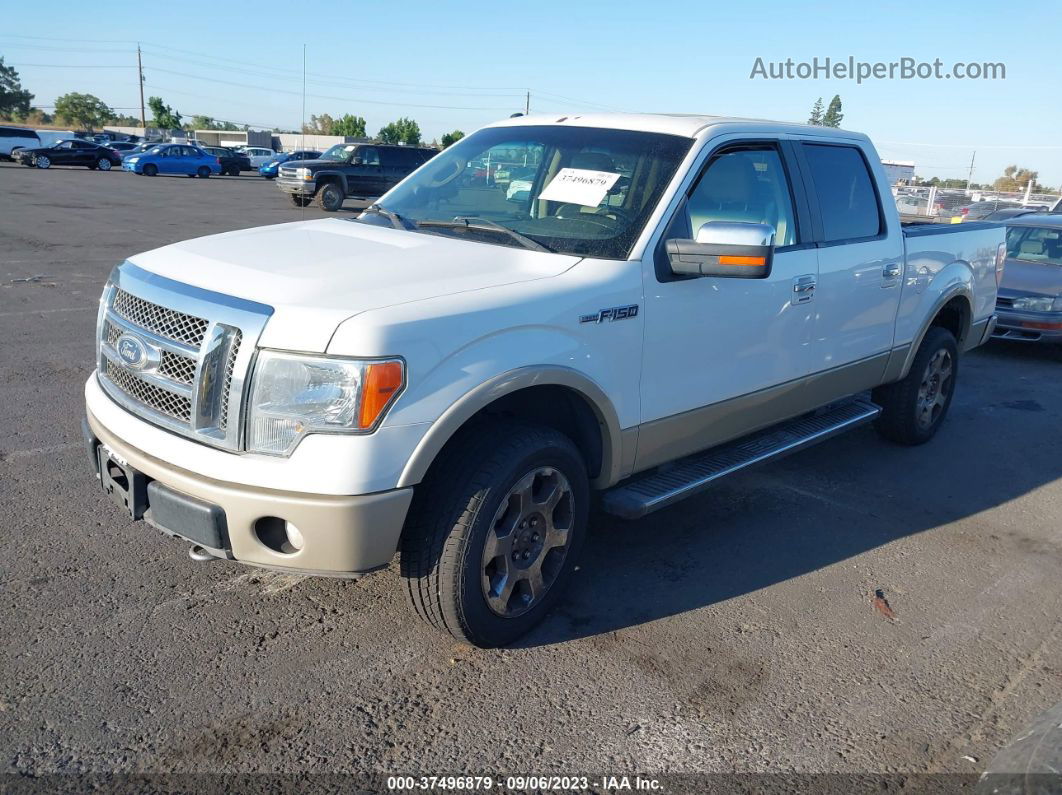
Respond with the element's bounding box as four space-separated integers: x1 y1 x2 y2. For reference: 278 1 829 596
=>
480 466 575 618
916 348 953 430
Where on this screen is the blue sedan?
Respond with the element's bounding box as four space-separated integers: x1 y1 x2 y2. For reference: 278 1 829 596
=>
259 149 321 179
123 144 222 177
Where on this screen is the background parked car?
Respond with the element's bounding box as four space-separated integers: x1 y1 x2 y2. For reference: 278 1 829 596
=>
14 139 122 170
122 144 221 178
993 215 1062 344
108 141 142 157
239 146 276 169
202 146 252 177
982 206 1050 222
0 125 41 160
259 150 321 179
943 200 1024 221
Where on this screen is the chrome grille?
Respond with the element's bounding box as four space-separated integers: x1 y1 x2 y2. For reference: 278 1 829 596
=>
159 350 197 384
103 360 192 421
218 330 242 430
112 287 209 346
996 296 1014 308
96 263 272 451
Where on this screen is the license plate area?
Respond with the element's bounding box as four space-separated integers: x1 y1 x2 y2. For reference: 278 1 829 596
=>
97 446 148 519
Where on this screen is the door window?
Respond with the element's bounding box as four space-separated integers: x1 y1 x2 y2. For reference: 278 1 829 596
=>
802 144 882 241
357 147 380 166
685 147 798 247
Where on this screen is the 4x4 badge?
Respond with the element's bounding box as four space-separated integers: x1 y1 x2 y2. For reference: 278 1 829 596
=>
579 305 639 324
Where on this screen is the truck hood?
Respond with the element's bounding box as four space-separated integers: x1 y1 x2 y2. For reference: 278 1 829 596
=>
127 218 581 351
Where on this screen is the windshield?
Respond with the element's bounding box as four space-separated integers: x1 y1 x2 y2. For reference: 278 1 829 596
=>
1006 225 1062 266
321 143 357 161
366 125 692 258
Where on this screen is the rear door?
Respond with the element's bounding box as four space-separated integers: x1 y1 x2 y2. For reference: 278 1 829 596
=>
794 140 903 371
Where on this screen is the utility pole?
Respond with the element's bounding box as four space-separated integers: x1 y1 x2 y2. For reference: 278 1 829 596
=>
137 44 146 133
525 91 530 116
966 150 976 192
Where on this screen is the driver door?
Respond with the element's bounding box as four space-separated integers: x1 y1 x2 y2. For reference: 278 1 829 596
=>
636 140 820 469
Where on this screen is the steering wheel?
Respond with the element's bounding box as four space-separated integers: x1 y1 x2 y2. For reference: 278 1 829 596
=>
554 203 633 228
423 159 465 188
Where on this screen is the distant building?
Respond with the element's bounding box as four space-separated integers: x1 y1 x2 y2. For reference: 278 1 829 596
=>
881 159 916 185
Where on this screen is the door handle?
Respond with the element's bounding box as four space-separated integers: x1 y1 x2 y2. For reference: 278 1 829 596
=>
792 275 816 304
883 263 903 279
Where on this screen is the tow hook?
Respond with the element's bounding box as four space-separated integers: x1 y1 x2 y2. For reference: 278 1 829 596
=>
188 545 217 562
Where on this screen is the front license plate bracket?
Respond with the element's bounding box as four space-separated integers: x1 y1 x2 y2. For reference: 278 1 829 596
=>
97 446 148 519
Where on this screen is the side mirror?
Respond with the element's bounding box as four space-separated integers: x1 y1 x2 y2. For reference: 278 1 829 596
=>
666 221 775 279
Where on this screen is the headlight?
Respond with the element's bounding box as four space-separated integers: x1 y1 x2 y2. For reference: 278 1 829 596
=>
127 157 139 163
247 351 405 456
1011 296 1056 312
294 167 314 181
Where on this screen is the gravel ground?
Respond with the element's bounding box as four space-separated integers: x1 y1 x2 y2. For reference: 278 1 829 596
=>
1 162 1060 784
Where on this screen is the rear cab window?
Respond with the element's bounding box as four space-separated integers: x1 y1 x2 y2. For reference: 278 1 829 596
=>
801 143 883 242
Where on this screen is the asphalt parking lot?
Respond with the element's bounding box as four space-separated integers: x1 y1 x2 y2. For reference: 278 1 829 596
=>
1 161 1060 781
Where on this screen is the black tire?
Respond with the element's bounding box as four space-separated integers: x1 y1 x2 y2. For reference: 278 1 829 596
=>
873 326 959 445
226 166 240 176
316 182 344 212
400 420 590 648
196 166 210 178
290 195 311 207
143 163 158 177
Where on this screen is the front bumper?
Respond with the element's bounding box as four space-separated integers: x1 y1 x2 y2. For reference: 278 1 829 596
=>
277 176 315 195
84 410 413 576
993 309 1062 343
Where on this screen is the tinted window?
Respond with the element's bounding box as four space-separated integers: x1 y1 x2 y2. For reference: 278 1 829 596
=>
357 147 380 166
686 147 798 247
803 144 881 241
0 127 38 140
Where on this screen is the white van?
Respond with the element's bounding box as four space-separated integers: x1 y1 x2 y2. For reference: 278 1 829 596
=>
0 125 40 159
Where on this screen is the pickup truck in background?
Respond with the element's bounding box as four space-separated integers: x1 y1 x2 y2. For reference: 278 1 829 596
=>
83 114 1005 647
276 142 436 211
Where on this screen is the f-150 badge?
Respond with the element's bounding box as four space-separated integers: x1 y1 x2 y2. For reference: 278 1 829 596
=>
580 305 639 324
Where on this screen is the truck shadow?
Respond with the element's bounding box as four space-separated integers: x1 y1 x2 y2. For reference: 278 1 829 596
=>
518 341 1062 647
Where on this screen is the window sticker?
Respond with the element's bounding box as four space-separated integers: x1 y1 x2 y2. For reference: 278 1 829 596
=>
539 168 621 207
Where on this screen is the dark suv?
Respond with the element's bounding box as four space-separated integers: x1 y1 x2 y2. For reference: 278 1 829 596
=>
276 142 436 211
201 146 252 177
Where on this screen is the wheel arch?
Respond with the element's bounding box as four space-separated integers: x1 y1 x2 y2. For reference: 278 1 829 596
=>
314 170 347 193
397 366 626 491
889 283 974 382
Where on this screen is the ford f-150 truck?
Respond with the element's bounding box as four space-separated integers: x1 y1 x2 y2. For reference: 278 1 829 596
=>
84 114 1005 647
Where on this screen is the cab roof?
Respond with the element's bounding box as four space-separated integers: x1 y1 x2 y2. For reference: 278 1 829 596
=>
486 112 868 141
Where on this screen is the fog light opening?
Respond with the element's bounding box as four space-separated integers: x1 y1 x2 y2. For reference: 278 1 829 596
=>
254 516 302 555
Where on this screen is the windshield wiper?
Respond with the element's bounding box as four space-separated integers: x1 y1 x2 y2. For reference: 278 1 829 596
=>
417 216 553 253
359 204 413 230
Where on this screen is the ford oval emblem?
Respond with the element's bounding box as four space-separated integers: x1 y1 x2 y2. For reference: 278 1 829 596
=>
116 334 148 369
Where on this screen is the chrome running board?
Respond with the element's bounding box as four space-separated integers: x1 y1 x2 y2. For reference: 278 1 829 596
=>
601 399 881 520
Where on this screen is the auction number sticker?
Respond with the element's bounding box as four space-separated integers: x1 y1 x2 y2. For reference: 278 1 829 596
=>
538 168 621 207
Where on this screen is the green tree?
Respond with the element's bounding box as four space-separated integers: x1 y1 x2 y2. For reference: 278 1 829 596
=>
53 92 114 130
332 114 367 137
822 95 844 128
378 117 421 145
993 165 1040 192
441 129 465 147
807 97 824 126
147 96 182 129
0 58 33 119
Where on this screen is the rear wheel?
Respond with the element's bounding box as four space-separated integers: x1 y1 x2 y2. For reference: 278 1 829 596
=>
196 166 211 178
873 326 959 445
316 182 344 212
143 163 158 177
400 420 589 647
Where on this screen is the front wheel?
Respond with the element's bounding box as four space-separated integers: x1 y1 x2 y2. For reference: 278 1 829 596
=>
873 326 959 445
290 195 312 207
142 163 158 177
316 182 344 212
34 155 51 169
401 421 589 647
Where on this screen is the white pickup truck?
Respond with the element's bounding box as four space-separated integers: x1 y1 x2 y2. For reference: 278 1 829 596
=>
84 113 1005 646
